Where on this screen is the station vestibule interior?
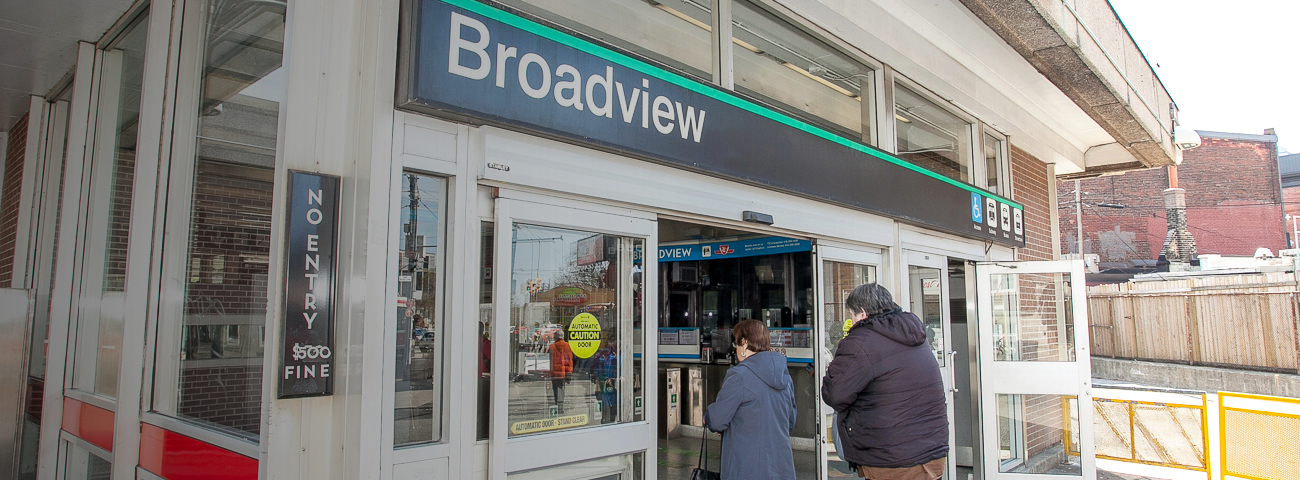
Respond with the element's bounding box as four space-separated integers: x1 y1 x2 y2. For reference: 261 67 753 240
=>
653 219 980 480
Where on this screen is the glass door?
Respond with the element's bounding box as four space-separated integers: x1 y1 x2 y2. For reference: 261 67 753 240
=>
815 245 880 479
974 260 1094 480
490 194 655 479
902 251 956 480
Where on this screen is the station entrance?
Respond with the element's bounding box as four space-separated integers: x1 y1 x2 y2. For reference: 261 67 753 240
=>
654 218 822 480
484 194 1094 480
651 220 989 480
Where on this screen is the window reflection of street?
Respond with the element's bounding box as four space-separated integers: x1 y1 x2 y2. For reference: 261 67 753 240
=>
507 224 643 436
393 173 446 446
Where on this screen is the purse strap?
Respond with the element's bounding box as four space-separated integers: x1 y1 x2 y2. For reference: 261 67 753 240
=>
697 431 708 470
698 430 722 470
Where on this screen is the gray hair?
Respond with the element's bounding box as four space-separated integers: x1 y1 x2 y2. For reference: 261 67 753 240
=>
845 283 899 317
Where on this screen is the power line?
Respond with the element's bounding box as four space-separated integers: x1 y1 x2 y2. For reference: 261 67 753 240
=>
1080 204 1149 260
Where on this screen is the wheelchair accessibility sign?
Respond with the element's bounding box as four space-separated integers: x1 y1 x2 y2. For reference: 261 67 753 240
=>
971 192 983 223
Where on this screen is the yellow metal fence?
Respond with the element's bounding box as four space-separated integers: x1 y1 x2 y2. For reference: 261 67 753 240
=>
1097 397 1207 471
1069 394 1209 473
1219 392 1300 480
1074 390 1300 480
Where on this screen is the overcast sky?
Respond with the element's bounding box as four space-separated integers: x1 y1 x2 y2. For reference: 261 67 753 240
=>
1107 0 1298 154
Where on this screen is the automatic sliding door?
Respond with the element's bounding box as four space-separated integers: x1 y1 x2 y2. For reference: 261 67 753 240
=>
490 195 655 479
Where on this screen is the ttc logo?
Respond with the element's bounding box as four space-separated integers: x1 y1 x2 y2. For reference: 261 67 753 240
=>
715 245 735 256
971 193 983 223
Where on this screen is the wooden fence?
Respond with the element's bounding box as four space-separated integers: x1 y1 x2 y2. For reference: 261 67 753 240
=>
1087 272 1300 373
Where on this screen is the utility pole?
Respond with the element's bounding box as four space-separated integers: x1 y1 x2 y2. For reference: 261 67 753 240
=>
407 174 419 258
1075 179 1083 255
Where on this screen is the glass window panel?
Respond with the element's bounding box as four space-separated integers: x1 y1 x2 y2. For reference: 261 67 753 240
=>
17 415 39 478
31 90 74 385
732 0 871 141
908 266 945 367
998 394 1082 475
895 84 972 183
991 273 1076 362
508 224 643 437
508 452 644 479
821 260 875 357
821 260 875 477
61 442 112 480
394 173 447 446
495 0 713 81
70 12 150 398
984 132 1003 195
171 0 285 440
477 222 494 441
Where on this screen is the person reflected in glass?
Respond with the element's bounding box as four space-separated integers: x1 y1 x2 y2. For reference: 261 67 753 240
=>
548 328 573 412
704 319 797 479
821 283 948 480
591 338 619 423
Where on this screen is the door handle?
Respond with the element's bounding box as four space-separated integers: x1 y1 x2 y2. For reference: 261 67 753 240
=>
947 350 958 393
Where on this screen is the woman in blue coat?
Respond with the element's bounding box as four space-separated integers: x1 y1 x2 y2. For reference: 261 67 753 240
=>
704 319 797 479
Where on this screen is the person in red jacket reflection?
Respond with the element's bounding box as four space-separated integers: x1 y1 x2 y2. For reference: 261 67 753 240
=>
548 328 574 412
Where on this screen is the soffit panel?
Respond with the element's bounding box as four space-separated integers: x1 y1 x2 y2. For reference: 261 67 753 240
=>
0 0 138 130
790 0 1112 173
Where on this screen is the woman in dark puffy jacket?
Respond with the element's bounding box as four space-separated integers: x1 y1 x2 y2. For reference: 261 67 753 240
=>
821 283 948 480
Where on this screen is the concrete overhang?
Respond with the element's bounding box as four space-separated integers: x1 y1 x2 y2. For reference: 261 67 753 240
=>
957 0 1179 178
0 0 137 131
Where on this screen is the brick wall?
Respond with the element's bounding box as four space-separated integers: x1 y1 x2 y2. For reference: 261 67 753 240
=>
1058 170 1166 263
1023 394 1066 458
177 159 274 439
183 161 273 317
178 363 263 437
1058 134 1284 270
1010 145 1068 463
0 114 30 286
1011 146 1054 262
101 151 136 291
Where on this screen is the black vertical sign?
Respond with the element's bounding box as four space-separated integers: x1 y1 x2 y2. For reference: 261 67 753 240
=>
279 171 340 398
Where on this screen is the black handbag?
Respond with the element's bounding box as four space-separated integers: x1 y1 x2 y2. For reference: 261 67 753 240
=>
691 431 721 480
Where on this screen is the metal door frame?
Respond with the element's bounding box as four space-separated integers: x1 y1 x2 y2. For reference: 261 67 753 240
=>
902 250 957 480
490 191 657 479
813 244 883 480
974 259 1094 480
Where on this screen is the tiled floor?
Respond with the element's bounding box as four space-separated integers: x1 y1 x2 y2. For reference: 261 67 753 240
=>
657 432 821 480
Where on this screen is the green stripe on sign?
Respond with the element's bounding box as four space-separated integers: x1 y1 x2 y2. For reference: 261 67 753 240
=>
439 0 1023 210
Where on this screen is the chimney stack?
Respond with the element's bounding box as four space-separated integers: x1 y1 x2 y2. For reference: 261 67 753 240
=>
1160 187 1197 271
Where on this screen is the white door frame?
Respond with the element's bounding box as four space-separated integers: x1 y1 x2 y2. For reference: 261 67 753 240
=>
974 259 1094 480
901 250 957 480
813 243 883 478
490 192 657 479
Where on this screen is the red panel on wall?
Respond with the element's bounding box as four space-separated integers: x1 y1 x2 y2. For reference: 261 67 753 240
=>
139 423 258 480
61 397 115 452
